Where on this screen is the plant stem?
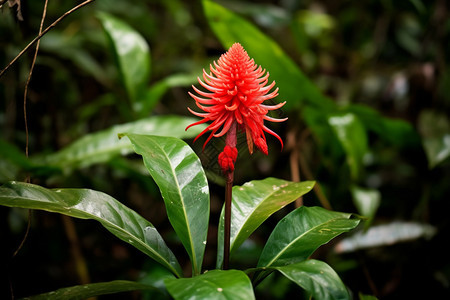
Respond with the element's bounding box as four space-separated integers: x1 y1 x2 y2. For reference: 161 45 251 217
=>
0 0 97 78
223 170 233 270
222 122 237 270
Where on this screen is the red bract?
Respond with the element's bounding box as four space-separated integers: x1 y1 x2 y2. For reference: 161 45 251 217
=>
186 43 287 173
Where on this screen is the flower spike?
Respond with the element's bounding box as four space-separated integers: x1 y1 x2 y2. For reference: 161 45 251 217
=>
186 43 287 172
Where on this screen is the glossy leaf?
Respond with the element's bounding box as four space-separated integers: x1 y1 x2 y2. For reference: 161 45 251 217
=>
418 110 450 168
358 293 379 300
351 186 380 229
328 112 368 180
136 72 198 117
422 134 450 168
98 12 151 103
165 269 255 300
0 182 183 277
335 221 437 253
203 0 334 111
43 115 206 172
276 260 350 300
217 178 315 268
257 206 360 268
23 280 159 300
123 134 209 276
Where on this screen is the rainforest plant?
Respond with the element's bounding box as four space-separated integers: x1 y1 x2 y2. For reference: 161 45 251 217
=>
0 40 361 299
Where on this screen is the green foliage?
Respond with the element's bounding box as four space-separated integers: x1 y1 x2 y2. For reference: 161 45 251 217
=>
203 0 334 112
23 280 160 300
276 260 349 300
122 133 209 276
327 112 368 180
0 181 183 278
98 12 151 107
165 270 255 300
0 136 357 299
216 178 315 268
1 0 448 299
39 116 206 173
256 206 359 269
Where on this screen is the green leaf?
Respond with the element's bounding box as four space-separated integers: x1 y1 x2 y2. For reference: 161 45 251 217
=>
335 221 436 253
203 0 334 111
123 134 209 276
39 31 110 86
165 269 255 300
418 110 450 168
136 72 198 117
23 280 159 300
328 112 368 180
0 138 36 181
358 292 379 300
302 106 344 166
216 178 315 268
0 182 183 277
351 186 380 229
42 115 207 172
276 260 350 300
0 138 34 170
257 206 360 269
98 12 151 103
347 104 419 148
422 134 450 168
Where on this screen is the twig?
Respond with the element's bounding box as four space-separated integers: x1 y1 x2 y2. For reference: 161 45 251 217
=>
62 215 91 285
9 3 49 299
0 0 96 79
286 130 302 207
13 0 49 260
23 0 48 160
298 150 333 210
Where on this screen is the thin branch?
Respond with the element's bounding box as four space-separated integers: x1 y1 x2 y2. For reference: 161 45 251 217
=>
13 0 49 261
23 0 48 160
0 0 96 79
62 215 91 285
298 150 333 211
286 129 302 207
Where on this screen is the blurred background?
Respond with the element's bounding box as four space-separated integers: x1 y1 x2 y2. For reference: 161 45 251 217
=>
1 0 449 299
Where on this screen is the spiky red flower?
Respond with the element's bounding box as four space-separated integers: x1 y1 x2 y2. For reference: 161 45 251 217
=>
186 43 287 173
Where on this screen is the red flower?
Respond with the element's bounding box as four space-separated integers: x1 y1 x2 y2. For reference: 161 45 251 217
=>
186 43 287 173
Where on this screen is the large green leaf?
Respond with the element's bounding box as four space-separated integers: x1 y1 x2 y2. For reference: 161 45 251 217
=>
122 134 209 276
98 12 151 104
165 269 255 300
23 280 159 300
216 178 315 268
203 0 334 111
0 182 183 277
42 115 206 172
257 206 360 269
276 260 350 300
328 112 368 180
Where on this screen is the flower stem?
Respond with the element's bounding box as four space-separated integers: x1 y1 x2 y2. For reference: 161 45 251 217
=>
223 122 237 270
223 170 233 270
